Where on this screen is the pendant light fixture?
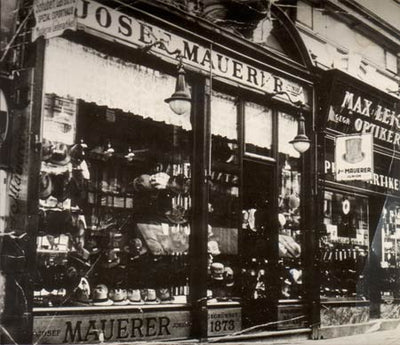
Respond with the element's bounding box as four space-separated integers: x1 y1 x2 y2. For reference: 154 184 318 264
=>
165 59 191 115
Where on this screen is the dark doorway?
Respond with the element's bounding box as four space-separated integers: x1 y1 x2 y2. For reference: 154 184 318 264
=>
240 159 278 329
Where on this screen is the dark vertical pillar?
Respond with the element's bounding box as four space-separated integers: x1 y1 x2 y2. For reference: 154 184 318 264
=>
302 108 320 337
189 76 209 340
1 37 45 345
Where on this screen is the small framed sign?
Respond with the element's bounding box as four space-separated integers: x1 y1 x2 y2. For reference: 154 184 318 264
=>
335 133 373 181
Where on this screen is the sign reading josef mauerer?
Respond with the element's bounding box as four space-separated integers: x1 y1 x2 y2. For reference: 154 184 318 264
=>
335 133 373 181
33 310 191 343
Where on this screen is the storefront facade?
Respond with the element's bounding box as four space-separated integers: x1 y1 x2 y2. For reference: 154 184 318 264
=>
317 69 400 330
0 1 319 344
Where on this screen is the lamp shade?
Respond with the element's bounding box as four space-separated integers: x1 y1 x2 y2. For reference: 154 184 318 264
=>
289 114 310 153
165 64 191 115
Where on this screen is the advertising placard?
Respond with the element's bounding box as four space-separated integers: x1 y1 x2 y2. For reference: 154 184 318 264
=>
32 0 77 41
335 133 373 181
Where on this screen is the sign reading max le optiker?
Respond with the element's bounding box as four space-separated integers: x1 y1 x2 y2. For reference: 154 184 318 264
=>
32 0 308 104
326 79 400 151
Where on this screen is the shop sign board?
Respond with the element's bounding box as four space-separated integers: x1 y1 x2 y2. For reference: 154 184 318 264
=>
324 76 400 152
33 310 191 344
32 0 77 41
335 133 373 181
207 307 241 336
73 0 308 105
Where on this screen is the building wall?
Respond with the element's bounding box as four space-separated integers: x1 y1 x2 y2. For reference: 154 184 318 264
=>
296 0 399 94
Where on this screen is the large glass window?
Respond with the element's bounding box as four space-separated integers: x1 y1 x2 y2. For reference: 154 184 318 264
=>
278 112 303 300
208 91 239 303
35 68 192 308
374 199 400 302
320 191 369 300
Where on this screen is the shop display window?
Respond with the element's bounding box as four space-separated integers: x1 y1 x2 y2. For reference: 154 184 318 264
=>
376 200 400 299
35 82 192 307
208 91 240 303
320 191 369 300
278 112 303 300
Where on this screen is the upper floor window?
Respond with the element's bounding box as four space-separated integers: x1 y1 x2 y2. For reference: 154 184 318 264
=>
385 50 398 74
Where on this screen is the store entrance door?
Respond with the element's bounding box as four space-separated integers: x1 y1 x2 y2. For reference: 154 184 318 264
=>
241 159 279 329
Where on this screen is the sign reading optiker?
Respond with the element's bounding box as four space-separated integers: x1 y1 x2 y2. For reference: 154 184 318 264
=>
335 133 373 181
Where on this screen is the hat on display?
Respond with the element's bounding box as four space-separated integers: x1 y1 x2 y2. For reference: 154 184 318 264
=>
127 289 143 304
210 262 225 280
144 289 158 304
49 142 70 165
224 267 234 287
53 264 68 289
157 288 174 303
208 240 221 256
109 288 128 305
70 142 86 165
92 284 113 306
103 249 121 268
51 172 71 202
165 206 188 225
132 174 153 192
42 139 54 162
73 277 91 303
149 172 170 190
288 194 300 210
129 238 147 256
212 140 235 163
39 172 53 200
167 174 190 195
278 213 286 227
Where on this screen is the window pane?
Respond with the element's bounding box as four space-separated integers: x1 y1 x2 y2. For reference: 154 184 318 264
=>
245 102 273 157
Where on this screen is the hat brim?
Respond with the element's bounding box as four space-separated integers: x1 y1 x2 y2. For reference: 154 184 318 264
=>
343 153 365 164
92 299 113 306
112 300 129 305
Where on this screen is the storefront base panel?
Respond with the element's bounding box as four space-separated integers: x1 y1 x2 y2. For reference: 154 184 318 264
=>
320 303 369 326
277 302 307 330
208 328 311 343
33 306 191 344
314 318 400 340
380 302 400 319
